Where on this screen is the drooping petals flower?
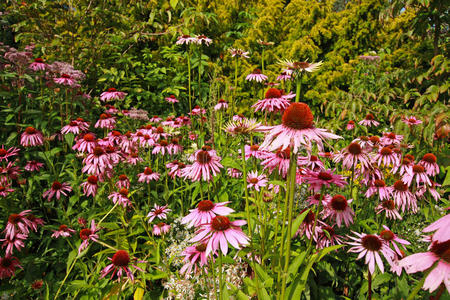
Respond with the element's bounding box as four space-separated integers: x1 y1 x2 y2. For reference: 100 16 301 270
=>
182 200 234 228
78 220 100 254
358 113 380 127
51 225 76 238
20 127 44 147
324 195 354 227
100 250 144 282
246 171 268 191
100 88 127 102
422 213 450 243
43 181 72 201
303 169 347 192
147 204 171 223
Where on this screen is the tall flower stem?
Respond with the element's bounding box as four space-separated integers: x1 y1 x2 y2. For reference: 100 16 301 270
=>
187 48 192 113
232 58 238 115
54 255 79 300
98 202 119 226
218 252 224 300
272 191 283 272
280 150 298 299
295 72 303 102
210 259 219 300
368 271 372 300
240 143 251 235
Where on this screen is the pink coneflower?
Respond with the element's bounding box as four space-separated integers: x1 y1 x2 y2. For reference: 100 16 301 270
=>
61 120 84 135
150 115 162 123
379 225 410 256
298 154 324 170
295 209 319 240
0 256 22 279
81 175 99 197
402 164 431 187
73 133 97 153
100 250 143 282
29 58 47 71
244 144 266 160
189 105 206 116
116 174 130 189
182 200 234 228
165 95 179 103
168 138 183 155
100 88 127 102
261 147 291 177
138 167 160 183
279 60 323 74
347 232 395 274
147 204 171 222
195 34 212 45
166 160 186 179
152 126 170 140
334 142 371 172
180 243 209 276
54 73 76 86
317 224 344 249
324 195 354 227
392 180 417 213
247 171 268 191
246 68 267 82
422 213 450 243
232 114 245 121
153 222 170 235
380 132 403 146
0 183 14 197
358 113 380 127
392 157 413 175
4 211 32 240
346 120 355 130
176 34 196 45
276 71 292 81
104 104 119 114
303 169 347 192
373 146 399 167
1 234 27 256
26 214 44 232
214 99 228 111
399 239 450 293
43 181 72 201
0 146 19 162
252 88 291 113
419 153 439 176
365 179 393 201
152 140 170 155
20 127 44 147
78 220 99 254
416 181 441 202
126 151 144 165
261 102 341 153
51 225 76 238
402 116 422 126
224 118 263 136
229 48 249 58
82 146 112 176
307 193 332 206
95 113 116 130
227 168 242 178
190 216 249 256
108 188 132 208
182 147 223 182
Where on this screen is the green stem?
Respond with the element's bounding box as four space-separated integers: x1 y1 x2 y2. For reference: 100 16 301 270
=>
295 72 303 103
218 252 223 300
241 143 251 234
233 58 238 115
54 255 79 299
98 202 119 226
187 49 192 113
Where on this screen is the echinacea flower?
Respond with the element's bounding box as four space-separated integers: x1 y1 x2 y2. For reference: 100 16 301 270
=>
0 183 14 197
422 213 450 243
94 113 116 130
365 179 393 201
227 168 242 178
182 147 223 182
82 146 113 176
116 174 130 189
373 146 399 167
399 239 450 293
100 88 127 102
81 175 99 197
347 232 395 274
246 171 268 191
402 164 431 187
176 34 196 45
165 95 179 103
166 160 186 179
379 225 410 256
1 234 27 256
419 153 439 176
214 99 228 111
358 113 380 127
260 102 341 153
303 169 347 192
346 120 355 130
61 120 88 135
0 146 19 162
29 58 47 71
298 154 324 170
78 220 100 253
324 195 354 227
147 204 171 222
152 140 170 155
392 180 417 213
260 147 291 177
54 74 76 86
375 200 402 220
51 225 76 238
4 211 32 240
72 133 97 153
317 224 344 249
276 71 292 82
244 144 266 160
190 216 249 256
252 88 291 113
195 34 212 45
182 200 234 228
402 116 422 126
153 222 171 235
224 118 264 136
279 59 323 75
108 188 132 208
229 48 249 58
43 181 72 201
20 127 44 147
138 167 160 183
380 132 403 146
333 142 371 172
246 68 267 82
0 256 22 279
180 243 209 276
100 250 144 282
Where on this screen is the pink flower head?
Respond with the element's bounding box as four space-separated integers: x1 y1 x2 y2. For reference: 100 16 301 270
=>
43 181 72 201
247 171 268 191
358 113 380 127
0 146 19 162
261 103 341 153
29 58 47 71
422 213 450 243
380 132 403 146
95 113 116 130
153 222 171 235
347 232 395 274
182 146 223 182
346 120 355 130
20 127 44 147
51 225 76 238
402 116 422 126
333 142 371 172
100 250 144 282
195 34 212 45
168 137 183 155
1 233 27 256
165 95 179 103
244 144 266 160
252 88 291 113
116 174 130 189
399 239 450 293
307 193 332 206
365 179 393 201
392 180 417 213
214 99 229 111
166 160 186 179
375 200 402 220
229 48 249 58
54 74 76 86
246 68 267 82
78 220 100 254
402 164 431 187
72 133 97 153
100 88 127 102
303 169 347 192
260 147 291 178
4 210 32 240
324 195 354 227
108 188 132 208
277 70 292 81
149 115 162 123
147 204 171 223
81 175 99 197
138 167 160 183
379 225 410 256
419 153 439 176
190 216 249 257
182 200 234 228
373 146 400 167
61 120 88 135
180 243 210 276
317 224 344 249
0 256 22 279
0 183 14 197
176 34 196 45
227 168 242 178
298 154 325 171
152 140 170 155
189 105 206 116
82 146 113 176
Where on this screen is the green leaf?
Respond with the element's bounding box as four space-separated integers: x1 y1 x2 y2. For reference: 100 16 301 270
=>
170 0 178 9
134 287 144 300
291 209 310 239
